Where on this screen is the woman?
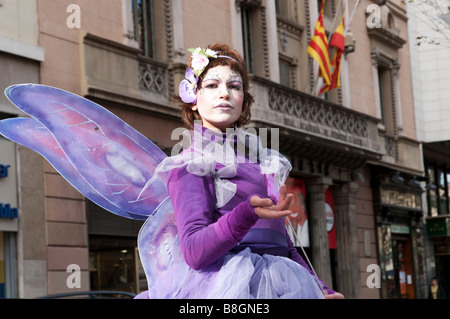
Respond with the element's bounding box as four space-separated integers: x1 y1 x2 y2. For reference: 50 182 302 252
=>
152 43 343 298
428 277 447 299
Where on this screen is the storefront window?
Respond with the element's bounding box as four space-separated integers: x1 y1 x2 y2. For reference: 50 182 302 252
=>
438 169 449 215
427 165 438 216
426 163 450 216
285 178 309 248
413 227 427 299
377 224 396 298
89 247 146 294
447 172 450 214
87 199 145 294
0 232 4 299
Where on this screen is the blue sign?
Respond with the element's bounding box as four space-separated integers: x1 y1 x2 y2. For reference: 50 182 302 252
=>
0 164 10 177
0 203 18 219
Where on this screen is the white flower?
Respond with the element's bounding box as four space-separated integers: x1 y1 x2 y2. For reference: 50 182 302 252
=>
191 53 210 77
205 49 219 57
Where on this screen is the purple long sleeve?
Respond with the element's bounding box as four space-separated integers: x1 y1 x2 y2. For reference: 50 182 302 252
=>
167 159 335 295
167 166 259 270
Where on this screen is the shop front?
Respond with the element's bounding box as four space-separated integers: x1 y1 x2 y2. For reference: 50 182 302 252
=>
425 214 450 299
424 158 450 298
0 138 19 298
87 200 146 295
372 168 427 299
285 176 338 291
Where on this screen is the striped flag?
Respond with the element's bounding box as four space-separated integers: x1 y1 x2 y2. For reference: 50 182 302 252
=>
319 9 346 95
307 0 331 86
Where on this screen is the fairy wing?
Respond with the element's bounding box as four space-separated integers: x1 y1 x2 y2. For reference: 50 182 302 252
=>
2 84 169 219
137 197 189 298
0 83 187 296
0 117 147 220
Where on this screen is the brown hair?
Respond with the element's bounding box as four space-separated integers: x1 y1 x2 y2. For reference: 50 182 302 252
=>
177 43 254 129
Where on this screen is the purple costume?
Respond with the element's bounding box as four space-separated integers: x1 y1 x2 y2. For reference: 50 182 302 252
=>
137 124 332 298
0 84 330 299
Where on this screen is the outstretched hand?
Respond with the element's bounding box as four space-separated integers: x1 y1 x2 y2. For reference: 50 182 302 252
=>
250 185 294 220
323 291 345 299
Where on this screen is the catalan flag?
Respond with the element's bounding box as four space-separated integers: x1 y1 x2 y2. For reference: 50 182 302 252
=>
319 9 346 95
307 1 331 86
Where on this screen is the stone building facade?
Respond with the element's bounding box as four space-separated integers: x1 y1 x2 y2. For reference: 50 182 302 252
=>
0 0 426 298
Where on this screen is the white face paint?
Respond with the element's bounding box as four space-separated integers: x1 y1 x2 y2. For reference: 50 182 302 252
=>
191 65 244 132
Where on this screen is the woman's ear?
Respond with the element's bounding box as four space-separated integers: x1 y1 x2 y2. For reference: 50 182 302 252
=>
191 104 198 111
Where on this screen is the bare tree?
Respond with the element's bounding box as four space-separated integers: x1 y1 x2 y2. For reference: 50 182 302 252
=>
405 0 450 47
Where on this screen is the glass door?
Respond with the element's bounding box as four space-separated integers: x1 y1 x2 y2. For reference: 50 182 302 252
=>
393 237 415 299
89 246 146 294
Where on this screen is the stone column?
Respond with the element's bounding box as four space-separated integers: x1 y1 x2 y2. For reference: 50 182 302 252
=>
370 51 383 122
306 177 333 288
333 182 360 299
391 60 404 136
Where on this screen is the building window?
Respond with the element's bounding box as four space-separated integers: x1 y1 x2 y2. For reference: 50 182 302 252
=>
378 67 394 131
427 165 438 217
279 56 298 89
0 112 15 121
0 113 16 140
425 163 450 217
241 5 255 74
132 0 156 58
378 68 386 126
275 0 281 14
317 0 334 17
279 58 291 87
0 232 17 298
238 0 269 78
438 168 449 215
275 0 290 17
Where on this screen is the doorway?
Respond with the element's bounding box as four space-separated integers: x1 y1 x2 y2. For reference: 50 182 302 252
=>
392 236 415 299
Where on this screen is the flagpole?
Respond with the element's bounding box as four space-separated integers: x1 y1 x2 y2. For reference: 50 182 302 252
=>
310 63 320 95
348 0 361 27
329 0 345 44
309 0 321 95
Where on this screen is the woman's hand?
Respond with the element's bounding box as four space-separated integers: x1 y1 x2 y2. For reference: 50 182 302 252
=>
323 291 345 299
250 185 293 220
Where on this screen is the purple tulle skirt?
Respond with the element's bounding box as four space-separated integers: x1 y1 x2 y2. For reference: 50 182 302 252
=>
135 248 325 299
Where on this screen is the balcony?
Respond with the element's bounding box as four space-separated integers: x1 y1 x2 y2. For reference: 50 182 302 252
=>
81 33 179 119
80 33 391 173
249 76 382 170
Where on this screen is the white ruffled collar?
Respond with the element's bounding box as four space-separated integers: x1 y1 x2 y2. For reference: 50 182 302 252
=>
145 123 292 208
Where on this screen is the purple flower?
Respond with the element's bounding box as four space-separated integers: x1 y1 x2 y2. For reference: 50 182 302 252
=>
179 68 198 104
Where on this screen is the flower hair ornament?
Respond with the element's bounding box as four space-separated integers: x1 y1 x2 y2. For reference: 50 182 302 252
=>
179 47 238 104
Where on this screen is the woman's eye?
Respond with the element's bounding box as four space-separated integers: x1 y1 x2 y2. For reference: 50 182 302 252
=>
229 85 242 90
205 83 218 89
